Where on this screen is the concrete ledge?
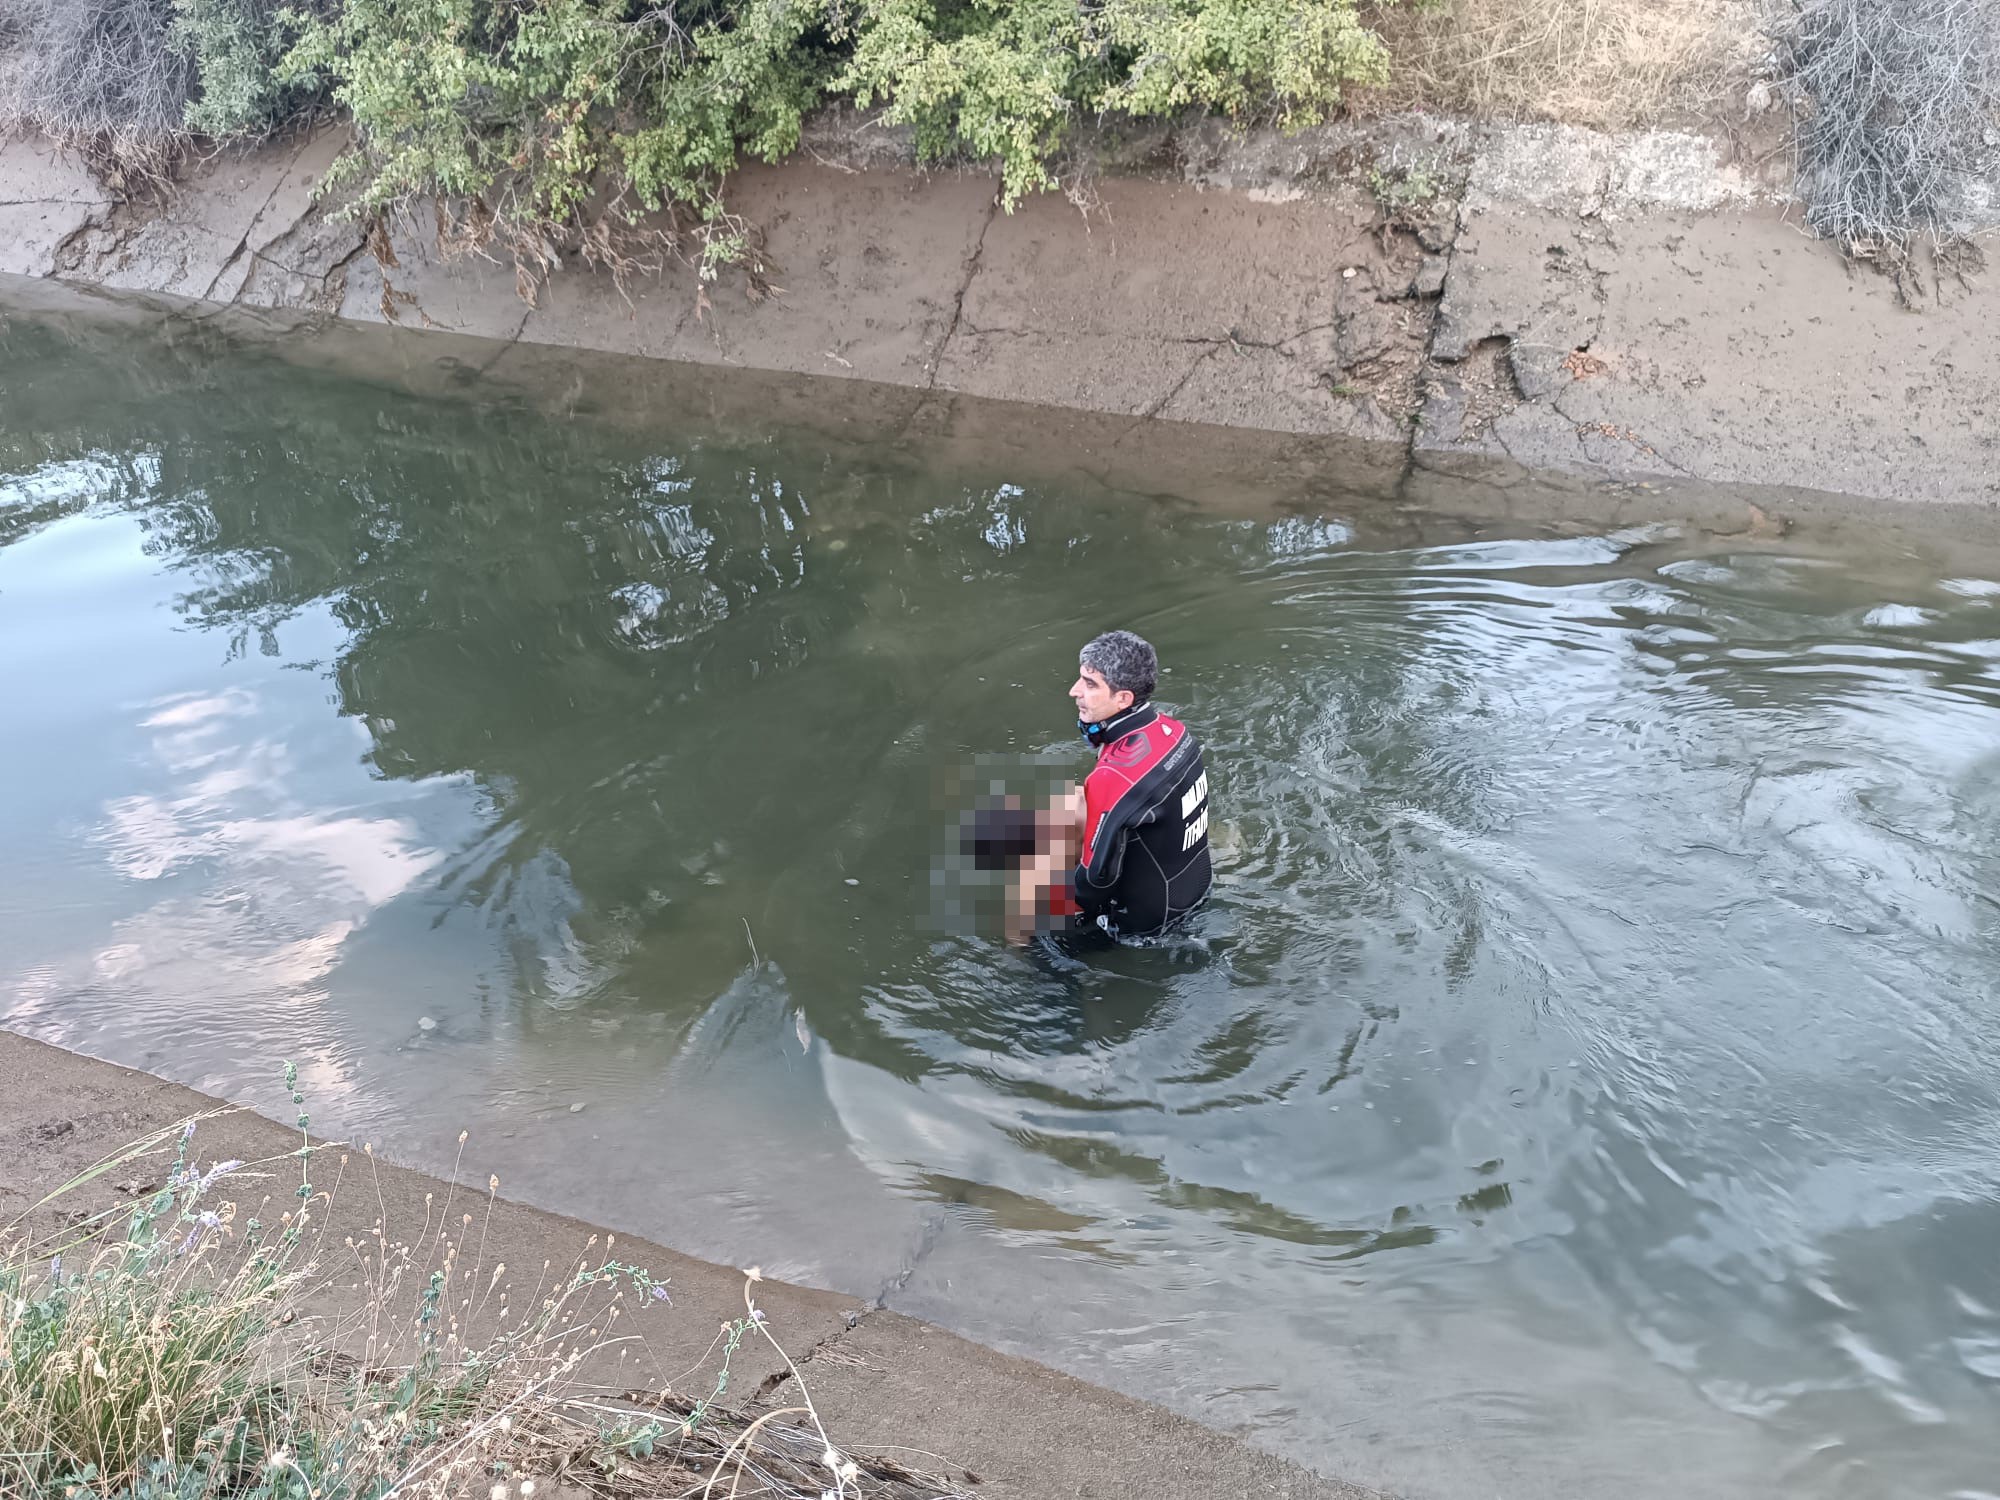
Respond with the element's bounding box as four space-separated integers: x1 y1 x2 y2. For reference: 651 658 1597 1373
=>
0 1028 1365 1500
3 120 1993 507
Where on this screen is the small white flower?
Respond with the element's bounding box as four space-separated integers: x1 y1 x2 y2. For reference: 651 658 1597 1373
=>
519 1482 536 1498
821 1446 841 1470
490 1484 508 1500
499 1414 512 1433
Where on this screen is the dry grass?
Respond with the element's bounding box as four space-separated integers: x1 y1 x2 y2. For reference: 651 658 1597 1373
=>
0 1083 975 1500
1365 0 1765 129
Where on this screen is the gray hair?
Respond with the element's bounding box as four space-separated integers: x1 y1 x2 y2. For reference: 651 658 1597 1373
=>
1079 630 1158 702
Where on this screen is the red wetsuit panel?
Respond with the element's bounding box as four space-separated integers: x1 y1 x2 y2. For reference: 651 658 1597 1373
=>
1074 705 1212 936
1081 716 1185 868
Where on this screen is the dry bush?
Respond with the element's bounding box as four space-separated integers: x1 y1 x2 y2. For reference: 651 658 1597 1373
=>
1366 0 1764 128
1779 0 2000 260
0 0 192 170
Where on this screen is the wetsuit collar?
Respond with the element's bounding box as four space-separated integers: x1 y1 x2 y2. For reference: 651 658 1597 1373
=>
1080 700 1158 748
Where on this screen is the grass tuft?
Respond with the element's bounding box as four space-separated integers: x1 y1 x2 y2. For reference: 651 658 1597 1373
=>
0 1066 973 1500
1367 0 1763 129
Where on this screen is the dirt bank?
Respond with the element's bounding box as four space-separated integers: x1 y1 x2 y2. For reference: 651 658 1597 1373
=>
2 113 1995 506
0 1030 1359 1500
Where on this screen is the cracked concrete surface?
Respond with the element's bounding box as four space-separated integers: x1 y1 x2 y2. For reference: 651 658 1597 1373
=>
4 113 1998 513
1418 194 2000 502
0 144 113 280
926 183 1002 386
928 173 1421 440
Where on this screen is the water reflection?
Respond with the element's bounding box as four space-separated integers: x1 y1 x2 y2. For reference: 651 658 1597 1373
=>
6 311 2000 1500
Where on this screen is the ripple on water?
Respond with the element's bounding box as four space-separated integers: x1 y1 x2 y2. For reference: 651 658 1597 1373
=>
6 325 2000 1499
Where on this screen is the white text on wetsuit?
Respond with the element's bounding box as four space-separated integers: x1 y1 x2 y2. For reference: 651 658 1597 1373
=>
1181 772 1210 851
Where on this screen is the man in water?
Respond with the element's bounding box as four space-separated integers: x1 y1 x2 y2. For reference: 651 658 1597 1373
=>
960 630 1211 943
1066 629 1213 938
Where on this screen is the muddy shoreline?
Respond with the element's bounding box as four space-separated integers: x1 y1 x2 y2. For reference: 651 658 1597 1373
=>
3 115 1996 507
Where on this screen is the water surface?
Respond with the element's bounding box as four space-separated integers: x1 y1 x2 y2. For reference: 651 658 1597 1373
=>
4 306 2000 1500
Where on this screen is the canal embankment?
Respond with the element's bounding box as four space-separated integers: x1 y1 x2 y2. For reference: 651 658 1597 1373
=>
6 73 2000 1500
4 110 1997 509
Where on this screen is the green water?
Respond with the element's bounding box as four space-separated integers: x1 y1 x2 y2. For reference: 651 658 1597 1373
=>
5 301 2000 1500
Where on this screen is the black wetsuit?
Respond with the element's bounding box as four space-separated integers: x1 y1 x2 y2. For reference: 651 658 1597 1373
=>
1074 702 1213 937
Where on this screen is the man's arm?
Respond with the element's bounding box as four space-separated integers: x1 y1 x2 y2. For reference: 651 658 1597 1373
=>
1076 765 1130 898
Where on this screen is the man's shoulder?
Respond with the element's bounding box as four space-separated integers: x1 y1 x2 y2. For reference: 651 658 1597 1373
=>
1141 712 1203 756
1161 713 1209 760
1092 713 1197 778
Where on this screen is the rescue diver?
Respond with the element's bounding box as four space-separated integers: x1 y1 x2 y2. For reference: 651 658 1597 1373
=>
1067 630 1212 938
960 630 1213 944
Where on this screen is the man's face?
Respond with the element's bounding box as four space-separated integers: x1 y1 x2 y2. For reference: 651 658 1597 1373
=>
1071 665 1134 725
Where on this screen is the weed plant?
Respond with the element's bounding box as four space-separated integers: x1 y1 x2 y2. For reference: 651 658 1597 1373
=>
0 1064 970 1500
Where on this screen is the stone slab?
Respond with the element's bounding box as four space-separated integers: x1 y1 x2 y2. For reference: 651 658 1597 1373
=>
0 141 112 277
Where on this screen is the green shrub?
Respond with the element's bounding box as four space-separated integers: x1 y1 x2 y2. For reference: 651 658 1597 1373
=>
6 0 1395 265
618 0 832 219
173 0 307 138
834 0 1098 202
276 0 1392 269
833 0 1392 201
